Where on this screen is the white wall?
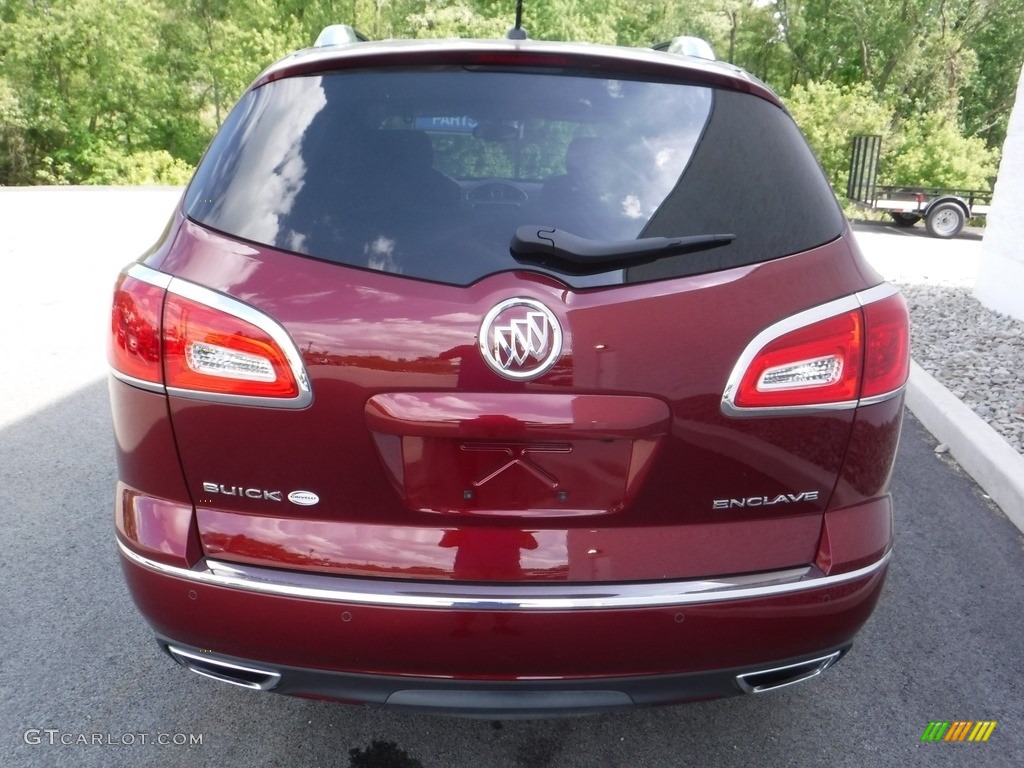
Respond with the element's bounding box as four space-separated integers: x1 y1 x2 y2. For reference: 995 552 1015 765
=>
976 64 1024 322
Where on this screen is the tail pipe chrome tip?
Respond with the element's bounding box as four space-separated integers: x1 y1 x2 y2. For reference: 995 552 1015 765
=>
166 645 281 691
735 650 842 694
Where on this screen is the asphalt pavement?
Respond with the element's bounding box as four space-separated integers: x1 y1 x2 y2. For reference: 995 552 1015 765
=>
1 191 1022 767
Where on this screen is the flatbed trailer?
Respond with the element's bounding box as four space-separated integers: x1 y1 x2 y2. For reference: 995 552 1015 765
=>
847 135 990 238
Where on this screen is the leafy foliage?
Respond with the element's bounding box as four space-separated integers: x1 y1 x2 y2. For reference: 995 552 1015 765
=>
882 112 1000 190
785 81 893 191
0 75 29 182
80 147 197 186
406 2 507 38
0 0 1020 189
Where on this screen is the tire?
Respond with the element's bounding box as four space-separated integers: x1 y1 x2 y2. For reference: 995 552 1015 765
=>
889 212 920 227
925 202 965 238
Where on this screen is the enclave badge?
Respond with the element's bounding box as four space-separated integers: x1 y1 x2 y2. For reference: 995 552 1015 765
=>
712 490 821 510
479 297 562 380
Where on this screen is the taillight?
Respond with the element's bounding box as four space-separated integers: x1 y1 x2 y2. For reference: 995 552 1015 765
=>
109 272 169 389
734 309 863 408
861 292 910 398
723 285 909 416
108 264 311 408
163 294 298 398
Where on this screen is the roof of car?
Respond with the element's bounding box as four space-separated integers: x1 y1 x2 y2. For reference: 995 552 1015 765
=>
252 37 781 106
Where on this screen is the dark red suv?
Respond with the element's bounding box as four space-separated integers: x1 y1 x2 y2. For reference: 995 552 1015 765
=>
109 29 909 717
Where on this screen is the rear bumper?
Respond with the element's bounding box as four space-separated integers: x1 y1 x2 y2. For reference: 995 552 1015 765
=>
118 538 889 714
159 639 851 717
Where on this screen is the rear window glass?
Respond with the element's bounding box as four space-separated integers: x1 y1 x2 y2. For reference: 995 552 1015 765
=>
185 68 843 287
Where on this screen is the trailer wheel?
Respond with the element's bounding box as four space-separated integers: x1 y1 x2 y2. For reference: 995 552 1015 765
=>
890 212 921 227
925 202 965 238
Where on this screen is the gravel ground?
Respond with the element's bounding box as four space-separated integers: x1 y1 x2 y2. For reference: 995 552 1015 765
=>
900 282 1024 454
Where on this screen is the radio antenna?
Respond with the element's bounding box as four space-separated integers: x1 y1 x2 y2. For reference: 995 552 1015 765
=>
507 0 528 39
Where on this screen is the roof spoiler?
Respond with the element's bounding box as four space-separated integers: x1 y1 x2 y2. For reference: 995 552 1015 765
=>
314 24 369 48
652 36 716 61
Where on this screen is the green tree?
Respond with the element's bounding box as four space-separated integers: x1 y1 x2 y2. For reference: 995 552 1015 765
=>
882 111 999 189
0 0 1020 187
0 75 30 183
785 80 893 192
958 0 1024 147
0 0 161 181
406 2 506 38
772 0 1023 131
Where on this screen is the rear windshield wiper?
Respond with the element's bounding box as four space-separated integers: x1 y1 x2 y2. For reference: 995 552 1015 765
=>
510 226 735 274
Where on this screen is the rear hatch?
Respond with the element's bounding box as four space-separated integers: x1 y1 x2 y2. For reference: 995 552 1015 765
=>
153 53 870 583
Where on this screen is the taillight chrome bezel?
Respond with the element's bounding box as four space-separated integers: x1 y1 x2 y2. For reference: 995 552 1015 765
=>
110 263 313 409
721 283 906 418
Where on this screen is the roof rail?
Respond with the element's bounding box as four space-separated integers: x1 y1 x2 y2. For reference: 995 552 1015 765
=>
314 24 368 48
652 36 716 61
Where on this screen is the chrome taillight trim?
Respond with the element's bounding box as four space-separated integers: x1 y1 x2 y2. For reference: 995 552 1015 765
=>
858 386 907 408
109 370 166 394
721 283 904 418
855 282 902 307
117 537 890 611
113 263 312 409
125 262 173 289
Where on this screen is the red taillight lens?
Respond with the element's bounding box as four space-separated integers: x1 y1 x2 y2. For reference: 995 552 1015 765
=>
726 286 909 413
861 292 910 398
109 274 165 385
109 266 309 406
735 310 863 408
163 294 299 399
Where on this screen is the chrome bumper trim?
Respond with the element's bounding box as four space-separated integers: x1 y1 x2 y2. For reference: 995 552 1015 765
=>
117 539 890 611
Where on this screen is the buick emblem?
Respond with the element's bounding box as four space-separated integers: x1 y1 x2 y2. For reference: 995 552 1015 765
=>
479 298 562 380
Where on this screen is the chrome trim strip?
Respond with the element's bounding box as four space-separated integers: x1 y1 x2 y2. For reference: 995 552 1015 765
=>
117 538 890 611
854 282 900 306
126 262 173 289
109 369 165 394
857 384 906 408
164 384 311 409
721 283 902 418
720 398 859 419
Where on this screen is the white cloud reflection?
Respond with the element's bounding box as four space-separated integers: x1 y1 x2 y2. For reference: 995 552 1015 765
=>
210 77 327 248
366 236 402 275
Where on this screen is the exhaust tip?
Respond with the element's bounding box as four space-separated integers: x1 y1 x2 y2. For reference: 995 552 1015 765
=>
166 645 281 691
735 650 842 694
